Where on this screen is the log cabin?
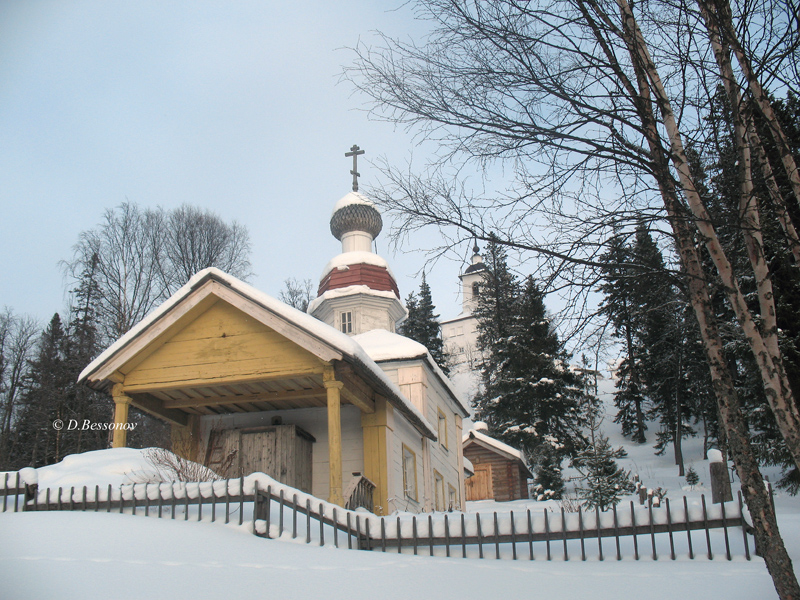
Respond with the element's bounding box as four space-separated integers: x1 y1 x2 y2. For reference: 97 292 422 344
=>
462 424 533 502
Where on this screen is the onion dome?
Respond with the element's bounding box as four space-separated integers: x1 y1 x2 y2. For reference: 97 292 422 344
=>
464 242 487 274
330 192 383 241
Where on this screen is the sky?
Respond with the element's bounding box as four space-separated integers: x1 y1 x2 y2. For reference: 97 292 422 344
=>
0 1 474 328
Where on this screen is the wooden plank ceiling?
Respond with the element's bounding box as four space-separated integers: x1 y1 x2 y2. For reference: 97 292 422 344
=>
138 374 329 416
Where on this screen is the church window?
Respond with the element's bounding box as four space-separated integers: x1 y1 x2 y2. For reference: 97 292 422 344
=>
472 282 480 297
438 409 448 449
402 444 418 501
434 470 445 511
340 311 353 333
448 484 458 510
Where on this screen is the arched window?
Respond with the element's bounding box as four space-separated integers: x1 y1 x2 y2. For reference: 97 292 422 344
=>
472 282 480 297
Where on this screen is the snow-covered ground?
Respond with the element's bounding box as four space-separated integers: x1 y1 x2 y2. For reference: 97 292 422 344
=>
1 384 798 599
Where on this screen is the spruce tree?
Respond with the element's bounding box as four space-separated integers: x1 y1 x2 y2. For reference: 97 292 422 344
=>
474 237 591 472
599 232 647 444
401 273 450 374
571 410 635 510
13 314 70 467
685 466 700 489
532 446 565 500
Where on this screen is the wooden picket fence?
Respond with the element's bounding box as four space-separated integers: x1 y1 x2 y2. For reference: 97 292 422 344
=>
2 470 756 562
252 483 754 561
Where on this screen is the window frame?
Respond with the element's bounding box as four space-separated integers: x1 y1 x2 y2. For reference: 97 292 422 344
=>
401 444 418 502
437 409 449 450
448 484 458 511
434 470 445 511
340 311 353 334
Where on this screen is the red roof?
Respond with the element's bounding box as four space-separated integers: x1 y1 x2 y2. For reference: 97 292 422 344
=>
318 263 400 297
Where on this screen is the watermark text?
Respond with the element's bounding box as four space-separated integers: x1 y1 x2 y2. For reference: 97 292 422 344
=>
53 419 136 432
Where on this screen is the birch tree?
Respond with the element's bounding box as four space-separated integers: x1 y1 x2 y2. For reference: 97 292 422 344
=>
346 1 800 595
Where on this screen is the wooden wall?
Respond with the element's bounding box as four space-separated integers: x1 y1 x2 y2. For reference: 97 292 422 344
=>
463 444 529 502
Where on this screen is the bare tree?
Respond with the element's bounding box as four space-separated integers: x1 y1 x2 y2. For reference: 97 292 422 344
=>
345 1 800 594
0 310 38 466
163 204 252 288
279 278 315 312
65 202 253 342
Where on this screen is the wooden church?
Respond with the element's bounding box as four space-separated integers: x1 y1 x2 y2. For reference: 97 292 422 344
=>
79 160 470 515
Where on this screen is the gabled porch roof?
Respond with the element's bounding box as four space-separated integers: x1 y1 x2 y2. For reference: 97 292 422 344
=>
79 268 436 440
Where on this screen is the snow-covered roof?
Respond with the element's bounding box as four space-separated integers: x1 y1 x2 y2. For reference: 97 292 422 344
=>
319 251 396 281
331 191 375 214
463 456 475 476
463 429 531 478
353 329 428 362
306 284 403 316
79 268 437 440
354 329 470 416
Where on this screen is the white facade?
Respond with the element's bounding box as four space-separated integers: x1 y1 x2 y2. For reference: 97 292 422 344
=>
441 246 488 371
304 187 470 513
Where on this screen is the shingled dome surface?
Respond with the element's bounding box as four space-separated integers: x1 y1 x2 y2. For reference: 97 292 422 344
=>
330 192 383 240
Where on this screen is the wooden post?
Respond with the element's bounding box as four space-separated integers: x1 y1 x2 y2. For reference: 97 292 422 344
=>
738 491 751 561
666 498 675 560
710 461 733 503
527 509 534 561
444 514 450 558
684 495 694 559
630 502 639 560
461 513 466 558
544 509 551 561
701 494 713 559
111 384 132 448
324 368 345 506
596 506 603 561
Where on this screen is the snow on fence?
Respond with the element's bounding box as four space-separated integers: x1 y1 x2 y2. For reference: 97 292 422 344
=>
2 470 755 562
253 486 754 561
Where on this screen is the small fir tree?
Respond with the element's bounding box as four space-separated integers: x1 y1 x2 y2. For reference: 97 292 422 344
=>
571 409 635 510
685 466 700 489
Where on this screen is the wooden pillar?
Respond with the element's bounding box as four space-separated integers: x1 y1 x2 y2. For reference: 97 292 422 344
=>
455 414 466 510
324 367 344 506
111 383 132 448
362 396 392 515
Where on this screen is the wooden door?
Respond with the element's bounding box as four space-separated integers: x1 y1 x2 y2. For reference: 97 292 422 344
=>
240 429 279 479
465 464 494 501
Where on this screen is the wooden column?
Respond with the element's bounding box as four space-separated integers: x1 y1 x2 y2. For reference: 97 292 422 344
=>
362 396 393 515
111 383 132 448
324 368 344 506
455 414 466 510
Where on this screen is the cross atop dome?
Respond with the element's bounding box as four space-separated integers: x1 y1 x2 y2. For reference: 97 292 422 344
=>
345 144 365 192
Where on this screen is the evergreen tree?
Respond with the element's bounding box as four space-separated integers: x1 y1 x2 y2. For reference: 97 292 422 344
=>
401 273 450 374
474 237 591 470
12 314 71 467
685 466 700 489
532 446 565 500
599 232 648 444
64 254 113 454
571 410 635 510
703 90 800 493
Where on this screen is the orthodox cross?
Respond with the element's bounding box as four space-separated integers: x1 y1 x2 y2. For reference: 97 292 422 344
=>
345 144 365 192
